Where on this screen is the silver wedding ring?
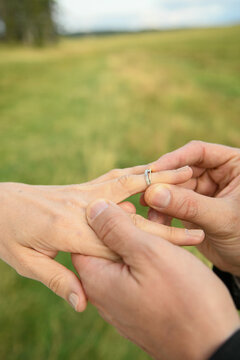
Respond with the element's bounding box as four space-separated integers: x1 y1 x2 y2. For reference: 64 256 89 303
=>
145 169 152 186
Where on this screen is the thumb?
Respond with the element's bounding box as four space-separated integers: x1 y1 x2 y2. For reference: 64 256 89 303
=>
86 199 143 264
145 184 228 232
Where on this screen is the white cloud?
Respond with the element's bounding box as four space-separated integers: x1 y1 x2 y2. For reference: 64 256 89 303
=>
56 0 240 33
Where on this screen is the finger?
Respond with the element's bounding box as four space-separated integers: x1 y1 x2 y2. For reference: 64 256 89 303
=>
86 199 146 265
118 201 136 214
17 248 87 312
89 164 150 185
140 192 147 206
46 224 120 262
131 214 204 246
179 177 198 190
183 167 218 195
172 168 218 196
92 166 193 204
148 208 172 226
145 183 229 232
152 141 236 172
195 170 218 196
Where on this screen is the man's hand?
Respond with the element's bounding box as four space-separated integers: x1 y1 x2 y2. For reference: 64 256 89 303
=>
72 199 240 360
144 141 240 275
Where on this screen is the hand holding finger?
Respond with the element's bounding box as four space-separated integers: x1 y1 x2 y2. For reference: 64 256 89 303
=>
92 166 193 204
144 183 230 232
89 164 150 185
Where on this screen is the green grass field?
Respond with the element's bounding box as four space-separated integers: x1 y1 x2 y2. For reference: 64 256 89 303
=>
0 25 240 360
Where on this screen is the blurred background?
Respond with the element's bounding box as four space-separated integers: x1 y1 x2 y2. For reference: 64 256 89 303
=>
0 1 240 359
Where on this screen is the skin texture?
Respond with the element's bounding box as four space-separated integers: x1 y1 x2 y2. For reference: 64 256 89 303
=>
143 141 240 276
0 165 203 311
73 200 240 360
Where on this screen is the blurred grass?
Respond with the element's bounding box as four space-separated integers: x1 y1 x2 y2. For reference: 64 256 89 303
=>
0 26 240 359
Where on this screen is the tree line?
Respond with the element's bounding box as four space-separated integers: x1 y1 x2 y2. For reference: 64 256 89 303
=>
0 0 57 46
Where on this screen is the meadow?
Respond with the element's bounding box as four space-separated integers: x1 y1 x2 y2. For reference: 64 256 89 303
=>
0 25 239 360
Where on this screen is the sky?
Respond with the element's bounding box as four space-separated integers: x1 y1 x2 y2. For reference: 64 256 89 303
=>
56 0 240 33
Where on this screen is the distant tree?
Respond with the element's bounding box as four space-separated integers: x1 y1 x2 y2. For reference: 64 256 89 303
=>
0 0 57 46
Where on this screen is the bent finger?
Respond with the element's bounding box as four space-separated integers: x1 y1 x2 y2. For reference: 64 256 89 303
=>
152 141 236 172
17 248 87 312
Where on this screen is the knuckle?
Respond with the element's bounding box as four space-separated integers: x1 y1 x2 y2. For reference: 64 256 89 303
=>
48 272 64 295
189 140 203 147
47 214 64 239
109 169 123 179
98 214 120 244
51 212 64 227
117 175 133 197
165 225 175 240
50 212 70 235
188 141 205 164
118 174 131 188
175 196 198 220
64 198 82 209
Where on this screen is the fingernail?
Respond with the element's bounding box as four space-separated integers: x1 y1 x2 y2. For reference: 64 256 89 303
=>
88 199 109 220
148 208 160 222
186 229 205 240
176 166 191 172
151 186 171 208
69 293 79 311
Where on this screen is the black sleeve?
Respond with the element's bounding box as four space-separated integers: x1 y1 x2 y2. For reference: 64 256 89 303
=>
213 266 240 310
209 330 240 360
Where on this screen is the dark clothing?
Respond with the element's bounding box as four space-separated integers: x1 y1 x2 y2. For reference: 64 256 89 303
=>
213 266 240 310
208 267 240 360
209 329 240 360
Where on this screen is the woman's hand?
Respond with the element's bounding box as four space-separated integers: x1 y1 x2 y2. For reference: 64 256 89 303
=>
73 200 240 360
0 165 201 311
145 141 240 275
